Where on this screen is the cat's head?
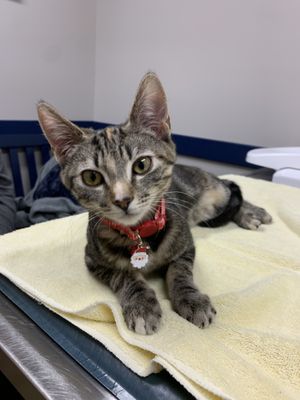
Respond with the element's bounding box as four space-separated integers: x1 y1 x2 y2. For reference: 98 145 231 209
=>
37 73 176 226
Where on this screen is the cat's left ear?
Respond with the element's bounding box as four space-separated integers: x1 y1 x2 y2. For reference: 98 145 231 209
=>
129 72 171 140
37 101 87 164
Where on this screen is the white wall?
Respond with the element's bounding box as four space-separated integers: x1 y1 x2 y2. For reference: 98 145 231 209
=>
1 1 299 148
0 0 97 120
94 0 300 148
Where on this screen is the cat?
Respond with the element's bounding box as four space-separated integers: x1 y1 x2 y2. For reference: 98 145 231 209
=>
37 72 272 335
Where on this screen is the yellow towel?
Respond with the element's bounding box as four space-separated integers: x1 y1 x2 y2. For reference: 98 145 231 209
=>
1 175 300 400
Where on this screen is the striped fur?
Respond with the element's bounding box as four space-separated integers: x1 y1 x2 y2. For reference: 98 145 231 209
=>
37 73 272 334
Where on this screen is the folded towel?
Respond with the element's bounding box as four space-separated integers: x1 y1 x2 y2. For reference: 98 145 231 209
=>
1 175 300 400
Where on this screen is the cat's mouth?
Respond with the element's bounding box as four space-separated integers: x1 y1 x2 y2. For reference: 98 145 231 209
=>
109 211 144 227
105 204 152 227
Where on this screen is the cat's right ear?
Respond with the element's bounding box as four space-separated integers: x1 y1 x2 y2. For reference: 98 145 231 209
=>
37 101 86 164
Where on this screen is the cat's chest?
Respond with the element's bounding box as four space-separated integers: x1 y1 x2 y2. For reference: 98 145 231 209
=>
99 235 170 274
134 246 168 273
97 222 171 272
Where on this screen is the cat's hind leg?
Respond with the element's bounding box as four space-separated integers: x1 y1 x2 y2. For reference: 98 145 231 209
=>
220 179 272 230
196 178 272 230
232 200 272 230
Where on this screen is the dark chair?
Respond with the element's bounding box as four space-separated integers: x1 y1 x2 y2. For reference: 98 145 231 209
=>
0 122 51 196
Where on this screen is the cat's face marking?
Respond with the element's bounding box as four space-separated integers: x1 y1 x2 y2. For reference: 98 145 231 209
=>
64 128 173 225
38 72 176 226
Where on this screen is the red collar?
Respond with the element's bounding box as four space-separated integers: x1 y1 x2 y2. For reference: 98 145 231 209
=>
100 198 166 241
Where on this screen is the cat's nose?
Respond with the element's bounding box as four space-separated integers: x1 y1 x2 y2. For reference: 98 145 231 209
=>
113 197 132 211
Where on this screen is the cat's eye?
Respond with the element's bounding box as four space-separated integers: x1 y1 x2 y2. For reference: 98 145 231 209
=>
132 157 152 175
81 170 103 187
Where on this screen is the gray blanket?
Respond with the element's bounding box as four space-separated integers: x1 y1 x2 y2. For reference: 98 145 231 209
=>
15 157 84 229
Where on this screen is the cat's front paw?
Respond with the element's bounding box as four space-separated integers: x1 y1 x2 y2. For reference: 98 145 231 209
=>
123 295 162 335
174 293 216 328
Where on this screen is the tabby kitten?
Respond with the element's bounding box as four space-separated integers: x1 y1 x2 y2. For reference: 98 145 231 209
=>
37 73 272 335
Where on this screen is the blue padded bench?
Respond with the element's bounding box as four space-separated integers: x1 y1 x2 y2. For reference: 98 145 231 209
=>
0 121 51 196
